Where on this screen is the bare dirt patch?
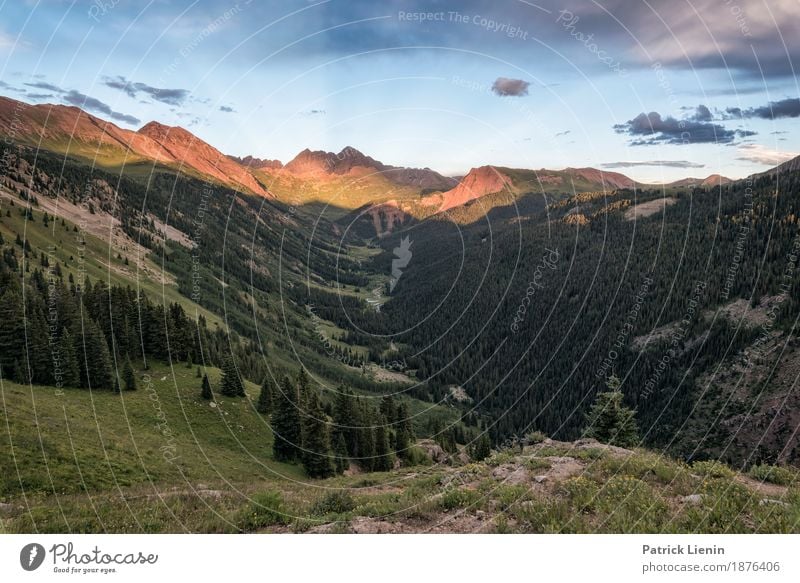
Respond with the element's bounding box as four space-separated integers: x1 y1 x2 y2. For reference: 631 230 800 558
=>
624 197 677 221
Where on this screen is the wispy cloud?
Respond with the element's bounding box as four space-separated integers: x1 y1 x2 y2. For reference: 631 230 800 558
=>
736 144 798 165
63 90 140 125
103 75 189 106
219 105 235 113
601 160 706 169
491 77 529 97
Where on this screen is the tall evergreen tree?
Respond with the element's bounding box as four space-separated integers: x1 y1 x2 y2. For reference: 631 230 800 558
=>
201 373 213 400
220 353 245 397
301 390 335 478
57 328 80 388
584 375 639 447
272 376 302 463
334 432 349 474
74 317 113 390
122 356 137 391
373 415 394 471
256 378 273 415
394 402 414 458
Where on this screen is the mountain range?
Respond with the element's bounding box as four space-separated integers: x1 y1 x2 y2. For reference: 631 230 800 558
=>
0 95 750 216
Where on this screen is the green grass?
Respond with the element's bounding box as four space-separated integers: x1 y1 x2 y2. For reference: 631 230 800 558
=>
0 200 223 328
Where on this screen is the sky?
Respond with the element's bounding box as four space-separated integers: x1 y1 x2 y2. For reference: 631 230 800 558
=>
1 0 799 181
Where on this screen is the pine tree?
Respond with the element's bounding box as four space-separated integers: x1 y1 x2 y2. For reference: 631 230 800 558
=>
272 376 302 462
332 387 358 457
256 378 273 415
74 317 113 390
201 373 213 400
468 434 492 461
373 415 394 471
394 402 414 458
584 375 639 447
334 432 349 474
58 328 80 388
301 390 335 478
122 356 136 391
220 353 245 397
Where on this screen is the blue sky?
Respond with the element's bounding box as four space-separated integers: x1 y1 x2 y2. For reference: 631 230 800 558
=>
1 0 799 180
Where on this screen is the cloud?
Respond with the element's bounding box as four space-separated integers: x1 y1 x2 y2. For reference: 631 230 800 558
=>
555 130 571 137
690 104 712 122
24 81 64 93
62 90 140 125
734 97 800 120
26 93 54 100
735 144 798 165
601 160 706 169
219 105 235 113
491 77 529 97
103 76 189 105
305 109 326 115
614 111 747 145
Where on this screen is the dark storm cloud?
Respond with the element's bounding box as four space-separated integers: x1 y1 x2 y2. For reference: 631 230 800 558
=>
601 160 705 169
491 77 529 96
62 90 140 125
613 111 744 145
103 76 189 106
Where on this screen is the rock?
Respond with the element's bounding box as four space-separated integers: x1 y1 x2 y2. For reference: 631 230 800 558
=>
759 498 789 507
209 402 217 408
0 502 20 516
534 475 548 484
416 439 449 464
681 494 703 504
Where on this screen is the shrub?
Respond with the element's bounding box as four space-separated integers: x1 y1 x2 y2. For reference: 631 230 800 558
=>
238 490 287 530
749 464 796 486
439 487 481 510
311 490 356 516
692 460 735 479
525 430 547 444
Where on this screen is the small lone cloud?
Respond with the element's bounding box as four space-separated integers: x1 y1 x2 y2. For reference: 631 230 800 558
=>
219 105 235 113
555 130 571 137
491 77 529 97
